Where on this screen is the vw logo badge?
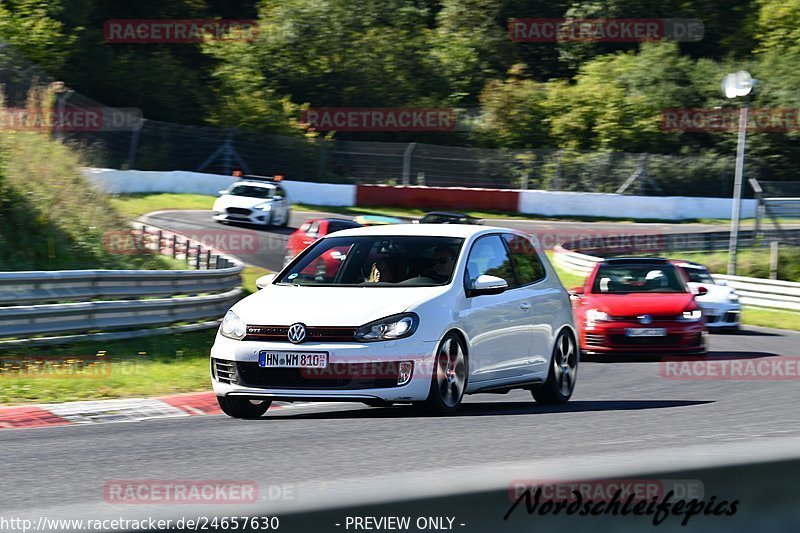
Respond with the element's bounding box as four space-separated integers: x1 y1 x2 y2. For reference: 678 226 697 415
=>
287 323 307 344
638 314 653 325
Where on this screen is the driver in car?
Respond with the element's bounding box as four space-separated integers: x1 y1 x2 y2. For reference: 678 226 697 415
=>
423 246 456 283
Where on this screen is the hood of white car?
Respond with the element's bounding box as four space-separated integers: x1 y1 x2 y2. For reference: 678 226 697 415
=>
213 195 272 211
231 284 449 327
688 281 734 304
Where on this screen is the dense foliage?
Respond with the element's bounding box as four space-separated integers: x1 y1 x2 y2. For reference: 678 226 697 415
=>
2 0 800 180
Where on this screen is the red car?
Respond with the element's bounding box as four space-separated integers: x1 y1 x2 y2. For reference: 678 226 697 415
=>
570 258 707 356
283 218 362 269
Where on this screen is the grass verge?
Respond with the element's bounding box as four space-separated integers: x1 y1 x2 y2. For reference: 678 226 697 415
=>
672 248 800 282
241 266 273 294
109 193 216 220
0 329 216 406
0 132 182 271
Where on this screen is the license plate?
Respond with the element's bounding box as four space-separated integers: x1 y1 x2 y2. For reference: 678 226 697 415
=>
258 351 328 368
625 328 667 337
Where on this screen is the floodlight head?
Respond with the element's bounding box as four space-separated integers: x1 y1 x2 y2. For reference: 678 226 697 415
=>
722 71 753 99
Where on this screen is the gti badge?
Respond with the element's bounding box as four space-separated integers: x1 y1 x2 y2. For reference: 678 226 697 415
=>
638 315 653 325
287 323 307 344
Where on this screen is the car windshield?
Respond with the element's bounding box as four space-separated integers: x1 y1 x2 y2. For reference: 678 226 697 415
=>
227 185 273 199
277 235 464 287
593 263 689 293
681 267 715 284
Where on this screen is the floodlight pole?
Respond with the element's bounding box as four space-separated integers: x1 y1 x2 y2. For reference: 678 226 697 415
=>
727 94 749 276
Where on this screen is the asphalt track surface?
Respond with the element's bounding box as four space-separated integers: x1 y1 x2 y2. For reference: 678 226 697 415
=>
4 210 799 531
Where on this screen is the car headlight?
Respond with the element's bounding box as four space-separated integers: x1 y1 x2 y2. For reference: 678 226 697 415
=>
729 291 739 302
586 309 609 322
254 202 273 211
680 308 703 322
354 313 419 342
220 310 246 340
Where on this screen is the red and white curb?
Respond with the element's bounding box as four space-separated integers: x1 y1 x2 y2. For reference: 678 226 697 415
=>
0 392 330 430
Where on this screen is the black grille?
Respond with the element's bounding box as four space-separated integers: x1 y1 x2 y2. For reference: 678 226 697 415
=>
235 362 402 389
212 358 236 384
725 312 738 322
584 333 604 346
244 325 357 342
226 207 252 215
609 334 682 346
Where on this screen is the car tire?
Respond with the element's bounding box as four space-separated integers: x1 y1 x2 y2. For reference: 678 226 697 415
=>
420 332 467 415
281 210 291 227
217 396 272 419
532 329 578 405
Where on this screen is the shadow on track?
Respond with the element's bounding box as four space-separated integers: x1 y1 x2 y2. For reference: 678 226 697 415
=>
220 220 296 235
714 328 782 337
584 350 780 363
264 399 713 420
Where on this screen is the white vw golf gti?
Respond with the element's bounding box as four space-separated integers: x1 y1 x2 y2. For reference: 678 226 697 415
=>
211 224 578 417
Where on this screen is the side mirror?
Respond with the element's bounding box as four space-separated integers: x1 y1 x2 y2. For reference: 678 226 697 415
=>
255 273 276 289
694 285 708 297
218 189 229 196
469 275 508 296
568 286 585 300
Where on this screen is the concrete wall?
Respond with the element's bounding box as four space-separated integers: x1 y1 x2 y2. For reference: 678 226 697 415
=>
84 168 356 207
85 168 757 220
518 189 757 220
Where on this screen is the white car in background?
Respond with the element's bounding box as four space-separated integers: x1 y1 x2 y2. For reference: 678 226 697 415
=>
212 179 291 227
673 260 741 332
210 224 578 418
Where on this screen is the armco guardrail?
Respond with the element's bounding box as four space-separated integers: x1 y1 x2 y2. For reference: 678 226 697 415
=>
0 289 242 338
0 223 245 345
712 274 800 311
0 268 242 305
553 230 800 310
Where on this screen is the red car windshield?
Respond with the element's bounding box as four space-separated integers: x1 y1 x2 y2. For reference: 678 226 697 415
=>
592 264 689 294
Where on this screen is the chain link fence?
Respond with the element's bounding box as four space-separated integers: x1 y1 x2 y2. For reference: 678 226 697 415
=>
0 41 742 197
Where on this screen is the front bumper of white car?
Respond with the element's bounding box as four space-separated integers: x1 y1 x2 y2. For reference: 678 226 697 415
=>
210 334 439 402
698 301 741 328
213 207 271 225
